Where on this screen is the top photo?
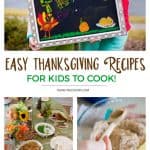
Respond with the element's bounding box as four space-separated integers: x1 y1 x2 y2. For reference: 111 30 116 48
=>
5 0 145 51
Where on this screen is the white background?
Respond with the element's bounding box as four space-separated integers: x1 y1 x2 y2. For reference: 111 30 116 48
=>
0 0 150 150
1 52 149 97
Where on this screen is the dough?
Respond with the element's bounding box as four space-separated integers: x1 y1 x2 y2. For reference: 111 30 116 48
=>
110 128 139 150
119 119 145 145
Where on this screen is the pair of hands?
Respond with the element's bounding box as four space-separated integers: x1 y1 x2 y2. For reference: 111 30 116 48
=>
79 136 112 150
29 37 100 50
29 37 40 51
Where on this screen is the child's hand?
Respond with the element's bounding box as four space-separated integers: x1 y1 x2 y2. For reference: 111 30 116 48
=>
29 37 40 51
78 136 112 150
103 136 112 150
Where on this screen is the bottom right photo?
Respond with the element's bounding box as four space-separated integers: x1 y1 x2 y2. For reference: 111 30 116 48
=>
77 97 146 150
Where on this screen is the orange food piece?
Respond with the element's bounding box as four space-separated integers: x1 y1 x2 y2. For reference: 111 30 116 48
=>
18 124 29 132
6 124 16 133
79 21 90 32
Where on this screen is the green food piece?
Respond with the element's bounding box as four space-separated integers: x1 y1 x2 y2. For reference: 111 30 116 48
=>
37 125 45 133
40 0 53 13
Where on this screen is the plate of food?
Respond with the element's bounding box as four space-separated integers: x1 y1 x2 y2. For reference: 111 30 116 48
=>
35 122 55 137
16 140 43 150
78 98 146 150
96 17 116 28
96 23 116 28
50 136 73 150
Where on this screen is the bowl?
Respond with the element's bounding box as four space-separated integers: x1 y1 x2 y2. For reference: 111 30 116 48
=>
50 136 73 150
35 122 55 137
16 140 43 150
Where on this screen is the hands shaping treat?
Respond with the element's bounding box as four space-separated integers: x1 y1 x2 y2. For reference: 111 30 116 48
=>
79 108 145 150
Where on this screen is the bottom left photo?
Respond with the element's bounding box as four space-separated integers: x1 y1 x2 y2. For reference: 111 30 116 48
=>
4 97 73 150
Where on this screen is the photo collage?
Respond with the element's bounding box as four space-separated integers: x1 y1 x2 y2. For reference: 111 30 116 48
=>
1 0 149 150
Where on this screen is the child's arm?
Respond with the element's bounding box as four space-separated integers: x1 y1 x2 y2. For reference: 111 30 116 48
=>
27 20 40 50
27 19 32 39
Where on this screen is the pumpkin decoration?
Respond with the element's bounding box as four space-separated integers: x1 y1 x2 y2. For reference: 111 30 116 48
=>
79 19 90 32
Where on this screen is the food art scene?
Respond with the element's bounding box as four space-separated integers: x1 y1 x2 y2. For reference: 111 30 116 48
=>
5 0 145 50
